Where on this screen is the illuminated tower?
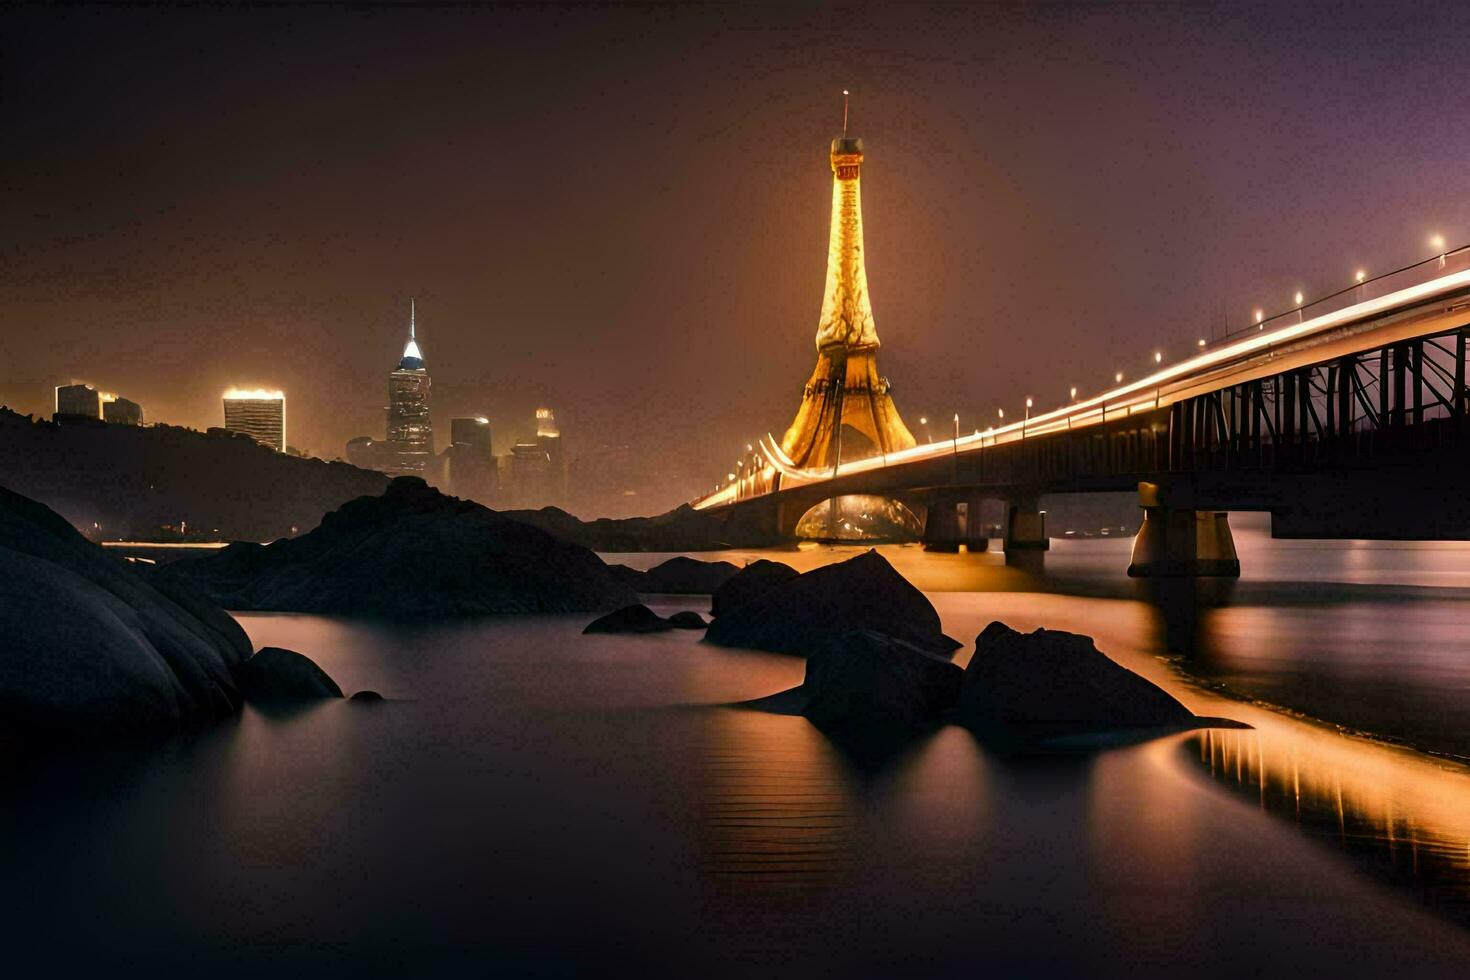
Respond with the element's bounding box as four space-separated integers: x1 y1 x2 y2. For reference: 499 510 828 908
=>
778 99 916 470
386 299 434 474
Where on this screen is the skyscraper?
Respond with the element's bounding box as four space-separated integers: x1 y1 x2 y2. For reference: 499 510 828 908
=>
385 299 434 475
443 416 498 501
54 383 102 421
102 396 143 425
778 103 916 470
222 389 286 451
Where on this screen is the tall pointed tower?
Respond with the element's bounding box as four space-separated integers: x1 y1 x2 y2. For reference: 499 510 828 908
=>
386 298 434 474
778 104 916 470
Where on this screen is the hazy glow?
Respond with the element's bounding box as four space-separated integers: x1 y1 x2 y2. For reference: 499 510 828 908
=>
1293 290 1304 305
223 388 285 401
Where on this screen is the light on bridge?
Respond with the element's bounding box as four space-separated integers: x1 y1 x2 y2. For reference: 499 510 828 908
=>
919 416 928 425
1197 338 1206 348
1430 234 1446 252
1025 397 1033 408
1069 386 1077 400
1254 308 1264 325
727 472 736 482
997 408 1005 419
1114 371 1123 383
1153 351 1163 364
1355 269 1367 283
1293 290 1304 306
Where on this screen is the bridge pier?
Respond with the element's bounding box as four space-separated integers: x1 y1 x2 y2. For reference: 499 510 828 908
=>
1127 484 1240 578
921 495 991 552
1003 497 1048 565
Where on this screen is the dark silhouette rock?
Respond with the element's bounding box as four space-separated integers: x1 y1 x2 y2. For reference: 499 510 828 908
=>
641 556 740 594
704 550 959 657
0 483 248 733
665 610 708 630
234 647 344 702
350 690 384 701
710 559 799 617
803 630 963 731
607 564 652 591
956 621 1212 741
169 478 637 617
503 502 780 551
583 604 673 634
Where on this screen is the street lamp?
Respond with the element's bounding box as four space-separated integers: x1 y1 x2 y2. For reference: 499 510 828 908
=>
1355 269 1366 284
1431 234 1447 269
1114 371 1124 384
1069 386 1077 400
1197 338 1206 348
1023 398 1032 437
919 416 930 442
1154 351 1163 365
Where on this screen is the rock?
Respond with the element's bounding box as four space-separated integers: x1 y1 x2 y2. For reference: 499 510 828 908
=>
802 630 963 731
955 622 1198 738
710 559 799 617
234 647 344 702
607 564 652 591
665 610 708 630
502 502 778 551
168 477 638 617
583 604 673 634
704 550 959 658
350 690 384 701
641 557 740 594
0 483 247 733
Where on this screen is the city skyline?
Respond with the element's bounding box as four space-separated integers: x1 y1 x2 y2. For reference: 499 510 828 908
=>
4 3 1470 517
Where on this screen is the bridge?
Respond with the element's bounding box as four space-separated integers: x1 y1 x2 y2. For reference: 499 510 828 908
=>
691 115 1470 576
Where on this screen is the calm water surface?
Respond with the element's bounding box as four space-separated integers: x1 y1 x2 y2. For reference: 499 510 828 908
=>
6 528 1470 976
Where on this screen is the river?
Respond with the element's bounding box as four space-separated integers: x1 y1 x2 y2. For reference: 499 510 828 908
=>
5 525 1470 976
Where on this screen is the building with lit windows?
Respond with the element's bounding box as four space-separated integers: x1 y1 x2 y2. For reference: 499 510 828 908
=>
222 389 286 451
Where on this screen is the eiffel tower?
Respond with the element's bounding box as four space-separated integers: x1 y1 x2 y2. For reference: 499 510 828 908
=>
778 98 917 471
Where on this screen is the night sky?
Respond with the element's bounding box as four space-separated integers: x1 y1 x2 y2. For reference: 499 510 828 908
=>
4 2 1469 515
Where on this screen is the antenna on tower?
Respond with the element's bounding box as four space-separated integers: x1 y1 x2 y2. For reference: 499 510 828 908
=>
842 89 850 136
410 297 416 340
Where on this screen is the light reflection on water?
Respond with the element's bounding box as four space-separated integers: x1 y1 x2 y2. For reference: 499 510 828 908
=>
9 536 1470 972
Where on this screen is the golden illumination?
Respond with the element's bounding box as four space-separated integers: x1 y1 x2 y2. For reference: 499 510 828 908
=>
1355 269 1367 283
1430 233 1446 251
1115 371 1124 383
1294 290 1304 306
1070 386 1078 399
777 127 917 470
223 388 284 401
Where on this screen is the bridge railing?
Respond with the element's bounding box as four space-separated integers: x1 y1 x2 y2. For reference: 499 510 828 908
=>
1219 245 1470 345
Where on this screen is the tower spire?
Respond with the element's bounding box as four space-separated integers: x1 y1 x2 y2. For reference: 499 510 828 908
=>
842 89 849 137
410 297 416 341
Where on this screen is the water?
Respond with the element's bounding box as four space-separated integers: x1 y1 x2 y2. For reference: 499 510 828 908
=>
6 531 1470 975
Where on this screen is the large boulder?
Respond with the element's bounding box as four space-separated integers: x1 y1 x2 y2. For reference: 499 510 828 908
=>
167 477 637 617
704 550 958 657
235 647 344 702
956 622 1199 738
802 630 963 731
0 483 248 733
583 604 673 634
710 559 799 617
665 610 708 630
641 557 740 594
